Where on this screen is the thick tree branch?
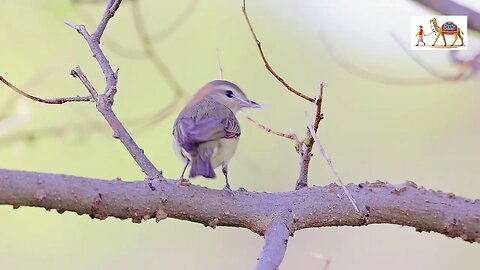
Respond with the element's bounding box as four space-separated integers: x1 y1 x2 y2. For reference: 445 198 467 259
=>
3 2 479 269
255 218 292 270
1 169 479 244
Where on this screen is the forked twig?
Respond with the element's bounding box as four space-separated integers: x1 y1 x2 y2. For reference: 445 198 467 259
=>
65 0 163 181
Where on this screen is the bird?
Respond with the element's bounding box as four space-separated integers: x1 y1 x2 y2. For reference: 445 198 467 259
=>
173 80 261 190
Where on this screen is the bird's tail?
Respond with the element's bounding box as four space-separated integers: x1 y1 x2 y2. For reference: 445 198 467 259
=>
190 156 216 178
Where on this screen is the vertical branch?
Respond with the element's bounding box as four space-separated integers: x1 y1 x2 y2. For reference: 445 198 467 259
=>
295 83 324 190
255 218 291 270
216 48 224 79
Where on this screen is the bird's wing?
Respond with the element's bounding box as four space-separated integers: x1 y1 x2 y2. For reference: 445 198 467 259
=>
174 117 240 152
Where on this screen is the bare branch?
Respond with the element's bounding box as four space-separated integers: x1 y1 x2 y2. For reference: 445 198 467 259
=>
92 0 122 42
64 0 120 92
307 115 359 213
0 75 93 104
255 218 291 270
65 0 162 180
1 169 479 244
296 83 325 189
242 113 296 142
242 0 315 103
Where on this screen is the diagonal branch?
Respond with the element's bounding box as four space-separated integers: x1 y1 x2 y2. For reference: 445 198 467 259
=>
64 0 162 180
242 0 315 103
243 114 297 142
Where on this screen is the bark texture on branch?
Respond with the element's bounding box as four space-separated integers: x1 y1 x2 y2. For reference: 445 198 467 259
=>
255 218 292 270
0 169 479 244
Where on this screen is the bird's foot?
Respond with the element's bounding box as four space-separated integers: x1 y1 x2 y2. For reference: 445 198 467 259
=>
223 184 234 194
179 178 190 187
144 177 156 191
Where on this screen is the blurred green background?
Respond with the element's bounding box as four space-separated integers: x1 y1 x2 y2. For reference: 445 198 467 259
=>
0 0 479 269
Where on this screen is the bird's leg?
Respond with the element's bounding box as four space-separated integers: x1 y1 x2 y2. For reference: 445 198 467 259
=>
222 163 232 191
180 159 190 180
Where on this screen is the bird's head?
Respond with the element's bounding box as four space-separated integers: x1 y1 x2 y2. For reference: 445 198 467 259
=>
190 80 261 114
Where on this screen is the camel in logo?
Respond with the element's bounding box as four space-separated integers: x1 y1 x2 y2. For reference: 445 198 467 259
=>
429 17 464 47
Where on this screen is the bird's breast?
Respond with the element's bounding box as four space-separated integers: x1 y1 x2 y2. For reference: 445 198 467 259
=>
174 137 239 169
210 138 239 168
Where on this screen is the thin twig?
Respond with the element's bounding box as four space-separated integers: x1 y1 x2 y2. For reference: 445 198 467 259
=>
242 112 296 141
0 75 93 104
216 48 224 80
306 115 360 213
242 0 315 103
0 59 69 117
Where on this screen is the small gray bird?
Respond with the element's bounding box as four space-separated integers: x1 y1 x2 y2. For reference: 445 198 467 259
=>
173 80 260 190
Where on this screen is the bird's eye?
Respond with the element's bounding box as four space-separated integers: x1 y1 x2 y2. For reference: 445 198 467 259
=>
225 90 234 98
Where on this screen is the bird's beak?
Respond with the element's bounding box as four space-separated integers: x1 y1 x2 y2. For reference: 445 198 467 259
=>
235 96 262 109
245 99 262 109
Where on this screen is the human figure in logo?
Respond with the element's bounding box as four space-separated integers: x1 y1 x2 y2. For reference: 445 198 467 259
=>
416 25 426 46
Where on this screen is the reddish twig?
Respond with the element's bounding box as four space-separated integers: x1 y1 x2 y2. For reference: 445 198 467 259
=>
0 75 93 104
296 83 325 190
243 114 296 141
241 0 315 103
